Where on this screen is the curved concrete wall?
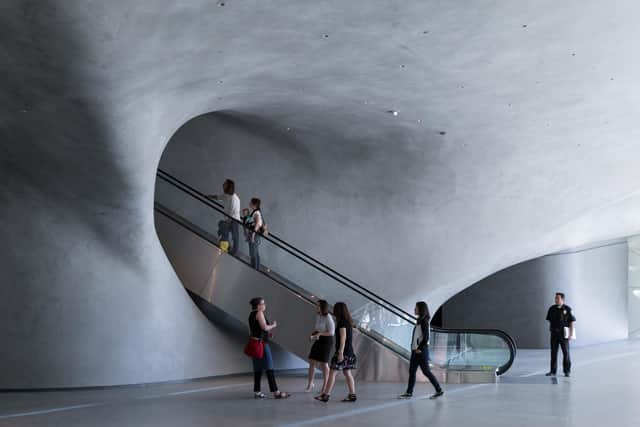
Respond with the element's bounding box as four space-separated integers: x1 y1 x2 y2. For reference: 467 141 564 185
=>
2 1 640 386
0 2 248 387
442 241 629 348
159 110 640 314
627 236 640 339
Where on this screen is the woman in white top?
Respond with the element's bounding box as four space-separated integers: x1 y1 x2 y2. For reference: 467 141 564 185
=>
246 198 264 270
305 300 335 393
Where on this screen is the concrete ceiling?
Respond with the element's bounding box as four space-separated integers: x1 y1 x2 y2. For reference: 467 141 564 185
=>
2 0 640 384
151 0 640 307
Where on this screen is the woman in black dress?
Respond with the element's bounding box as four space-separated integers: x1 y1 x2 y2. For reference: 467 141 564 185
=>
315 302 357 402
305 300 335 393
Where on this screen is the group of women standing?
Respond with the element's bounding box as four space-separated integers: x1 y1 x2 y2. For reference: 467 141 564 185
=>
247 298 443 402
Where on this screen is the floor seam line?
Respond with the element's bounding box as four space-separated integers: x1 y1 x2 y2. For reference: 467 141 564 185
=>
0 382 251 419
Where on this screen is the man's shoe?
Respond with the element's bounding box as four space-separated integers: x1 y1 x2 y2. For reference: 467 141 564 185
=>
564 372 570 377
429 390 444 399
398 392 413 399
545 372 556 377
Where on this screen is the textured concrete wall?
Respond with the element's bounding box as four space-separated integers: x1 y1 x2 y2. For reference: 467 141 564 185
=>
628 236 640 339
442 242 629 348
2 0 640 386
0 1 249 387
159 108 640 315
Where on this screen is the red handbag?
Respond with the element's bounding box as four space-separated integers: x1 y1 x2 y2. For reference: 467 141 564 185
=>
243 338 264 358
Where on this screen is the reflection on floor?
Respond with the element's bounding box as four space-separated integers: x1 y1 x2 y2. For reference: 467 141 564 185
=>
1 340 640 427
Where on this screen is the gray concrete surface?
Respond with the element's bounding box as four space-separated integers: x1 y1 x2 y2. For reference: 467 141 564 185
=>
2 0 640 386
1 340 639 427
443 241 629 348
628 236 640 338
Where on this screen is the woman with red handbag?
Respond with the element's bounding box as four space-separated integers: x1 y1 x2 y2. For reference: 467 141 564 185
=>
247 297 290 399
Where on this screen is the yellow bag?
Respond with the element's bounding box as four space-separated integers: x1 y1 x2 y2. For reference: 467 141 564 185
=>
219 240 229 252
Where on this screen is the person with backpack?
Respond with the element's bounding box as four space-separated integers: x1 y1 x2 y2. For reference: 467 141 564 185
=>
246 198 266 270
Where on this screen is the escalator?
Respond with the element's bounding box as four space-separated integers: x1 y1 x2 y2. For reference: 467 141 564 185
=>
154 169 516 383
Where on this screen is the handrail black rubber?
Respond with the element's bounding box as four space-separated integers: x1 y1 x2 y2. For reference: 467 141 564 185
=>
157 169 410 318
154 201 412 360
155 202 516 375
431 326 517 375
155 170 517 375
157 169 415 323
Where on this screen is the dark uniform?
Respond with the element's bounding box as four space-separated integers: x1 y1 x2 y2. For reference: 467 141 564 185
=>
546 304 576 375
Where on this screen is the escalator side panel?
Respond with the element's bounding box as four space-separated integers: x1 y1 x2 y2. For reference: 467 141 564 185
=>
155 212 411 381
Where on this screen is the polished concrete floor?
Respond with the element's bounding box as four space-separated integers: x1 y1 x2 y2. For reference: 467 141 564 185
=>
2 340 640 427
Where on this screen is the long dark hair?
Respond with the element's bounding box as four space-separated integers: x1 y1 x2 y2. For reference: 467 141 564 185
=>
333 302 354 326
249 297 263 310
317 299 329 316
416 301 430 321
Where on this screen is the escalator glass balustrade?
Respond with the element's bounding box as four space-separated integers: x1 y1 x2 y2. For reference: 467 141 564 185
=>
155 169 516 376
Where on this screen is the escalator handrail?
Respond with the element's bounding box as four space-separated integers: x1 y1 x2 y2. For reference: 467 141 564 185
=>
156 170 517 375
156 169 415 323
157 201 516 375
431 326 517 375
154 201 413 360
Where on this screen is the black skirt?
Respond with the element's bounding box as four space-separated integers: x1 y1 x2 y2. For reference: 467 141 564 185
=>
308 336 333 363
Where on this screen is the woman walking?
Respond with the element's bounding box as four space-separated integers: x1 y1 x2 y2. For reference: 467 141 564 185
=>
246 198 264 270
398 301 444 399
305 300 335 393
315 302 357 403
247 297 290 399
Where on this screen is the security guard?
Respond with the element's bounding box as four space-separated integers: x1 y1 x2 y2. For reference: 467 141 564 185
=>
545 292 576 377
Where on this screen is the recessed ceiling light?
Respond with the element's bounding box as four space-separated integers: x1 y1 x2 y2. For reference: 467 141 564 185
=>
387 110 399 116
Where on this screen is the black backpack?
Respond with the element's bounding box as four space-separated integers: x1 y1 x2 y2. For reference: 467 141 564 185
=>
249 209 269 236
